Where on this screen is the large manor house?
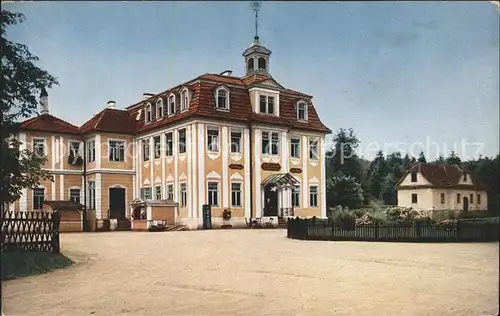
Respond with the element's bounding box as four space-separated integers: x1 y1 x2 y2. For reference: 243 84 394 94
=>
11 31 331 228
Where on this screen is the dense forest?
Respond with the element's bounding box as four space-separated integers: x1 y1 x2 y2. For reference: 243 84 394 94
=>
325 128 500 214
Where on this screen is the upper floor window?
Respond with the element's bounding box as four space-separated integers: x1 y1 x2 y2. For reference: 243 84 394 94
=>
32 138 45 157
290 136 300 158
178 129 186 154
297 102 308 121
33 187 45 210
231 129 242 153
309 138 319 160
207 127 219 152
156 99 164 119
411 172 417 182
215 87 230 110
145 103 152 123
165 132 173 156
109 140 125 162
168 94 176 116
181 88 189 112
68 141 82 164
140 187 152 200
262 131 280 156
143 139 150 161
87 140 96 163
166 184 174 200
259 95 275 115
155 186 162 200
153 136 161 159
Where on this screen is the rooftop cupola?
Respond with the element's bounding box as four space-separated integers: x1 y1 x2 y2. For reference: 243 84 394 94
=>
243 1 272 76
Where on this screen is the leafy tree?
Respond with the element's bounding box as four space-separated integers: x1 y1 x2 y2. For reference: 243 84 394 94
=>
417 151 427 163
326 175 364 209
446 150 461 165
326 128 363 182
1 11 57 212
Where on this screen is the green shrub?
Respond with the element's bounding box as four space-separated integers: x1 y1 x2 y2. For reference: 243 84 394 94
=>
329 206 356 230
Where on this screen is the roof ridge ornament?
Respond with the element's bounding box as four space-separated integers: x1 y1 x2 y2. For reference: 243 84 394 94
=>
251 1 263 43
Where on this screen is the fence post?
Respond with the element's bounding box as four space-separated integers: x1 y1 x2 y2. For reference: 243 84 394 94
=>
52 211 61 253
375 221 379 239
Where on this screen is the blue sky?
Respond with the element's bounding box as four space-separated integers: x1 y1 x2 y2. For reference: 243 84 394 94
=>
4 1 499 160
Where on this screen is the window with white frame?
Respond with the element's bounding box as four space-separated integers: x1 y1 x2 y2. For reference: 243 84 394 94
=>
309 138 319 160
153 136 161 159
309 185 318 207
259 95 275 115
87 140 96 163
33 188 45 210
88 181 96 209
231 182 242 207
216 87 229 110
32 138 45 157
156 99 164 119
145 103 152 123
166 184 174 200
165 132 173 156
155 185 162 200
231 129 242 153
207 182 219 206
292 185 300 207
70 188 81 204
109 140 125 162
297 102 308 121
140 187 152 200
178 129 186 154
143 139 150 161
181 89 189 111
290 136 300 158
68 140 82 164
207 127 219 152
262 131 280 155
168 94 176 116
180 183 187 207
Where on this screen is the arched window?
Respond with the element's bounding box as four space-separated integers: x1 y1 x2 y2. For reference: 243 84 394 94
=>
247 58 255 72
156 98 163 119
167 93 176 116
297 102 308 121
181 88 189 111
258 57 266 71
215 87 230 110
145 103 152 123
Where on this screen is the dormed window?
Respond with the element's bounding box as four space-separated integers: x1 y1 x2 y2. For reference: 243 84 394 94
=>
297 101 308 121
259 95 275 115
215 86 230 110
168 94 176 116
145 103 152 123
156 98 164 119
180 87 190 112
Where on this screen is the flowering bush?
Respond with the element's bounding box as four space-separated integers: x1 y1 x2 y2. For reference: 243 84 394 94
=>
384 206 432 224
436 219 458 231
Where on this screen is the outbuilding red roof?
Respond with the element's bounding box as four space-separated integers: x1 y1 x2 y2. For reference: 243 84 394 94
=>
20 114 80 134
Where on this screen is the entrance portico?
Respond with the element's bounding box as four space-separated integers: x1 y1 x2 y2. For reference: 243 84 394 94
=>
260 173 298 218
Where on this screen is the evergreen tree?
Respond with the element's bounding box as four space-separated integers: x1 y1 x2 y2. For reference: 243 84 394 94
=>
417 151 427 163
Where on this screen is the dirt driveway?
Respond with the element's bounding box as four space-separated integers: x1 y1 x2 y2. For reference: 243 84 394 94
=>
2 230 499 316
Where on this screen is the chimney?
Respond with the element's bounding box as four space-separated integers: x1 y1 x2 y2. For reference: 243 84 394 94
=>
107 100 116 108
40 88 49 115
220 70 233 76
143 93 154 100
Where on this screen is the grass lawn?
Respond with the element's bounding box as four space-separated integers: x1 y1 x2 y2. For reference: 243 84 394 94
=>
1 250 73 281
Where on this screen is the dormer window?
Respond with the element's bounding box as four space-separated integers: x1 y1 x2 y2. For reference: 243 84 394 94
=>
259 95 275 115
156 99 163 119
181 88 189 112
297 102 308 121
258 57 266 71
215 87 230 110
145 103 152 123
168 94 176 116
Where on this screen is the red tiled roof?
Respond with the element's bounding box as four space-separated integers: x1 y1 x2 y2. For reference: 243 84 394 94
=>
396 163 487 190
79 108 136 134
20 114 80 134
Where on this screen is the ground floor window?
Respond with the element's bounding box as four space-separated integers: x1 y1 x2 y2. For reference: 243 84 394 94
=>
411 193 418 204
155 186 162 200
140 187 152 200
231 182 242 207
70 188 81 204
309 185 318 207
477 194 481 205
180 183 187 207
88 181 96 209
292 185 300 207
208 182 219 206
166 184 174 201
33 188 45 210
470 194 474 204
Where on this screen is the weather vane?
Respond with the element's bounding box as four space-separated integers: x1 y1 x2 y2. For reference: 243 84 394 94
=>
251 1 263 40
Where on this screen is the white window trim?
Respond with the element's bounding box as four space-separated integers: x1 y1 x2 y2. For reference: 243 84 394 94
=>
153 135 161 160
296 100 308 121
230 181 243 208
215 86 230 111
292 184 301 208
178 128 187 156
32 137 47 156
68 186 82 203
309 184 319 208
179 182 187 207
255 91 280 116
142 139 150 161
33 186 46 210
144 102 153 124
68 140 82 161
165 182 174 201
167 93 176 116
309 137 320 162
230 127 243 154
207 180 220 207
156 98 164 120
207 126 220 153
87 139 96 163
180 87 190 112
155 185 162 200
290 135 301 159
261 130 280 156
107 139 127 162
165 132 174 157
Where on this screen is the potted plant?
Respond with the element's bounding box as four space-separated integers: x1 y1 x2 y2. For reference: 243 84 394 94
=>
223 209 231 220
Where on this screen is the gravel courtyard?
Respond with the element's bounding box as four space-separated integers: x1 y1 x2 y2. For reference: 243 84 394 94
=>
2 230 499 316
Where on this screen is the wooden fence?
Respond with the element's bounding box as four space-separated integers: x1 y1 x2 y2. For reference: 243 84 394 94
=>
1 210 61 253
287 218 499 242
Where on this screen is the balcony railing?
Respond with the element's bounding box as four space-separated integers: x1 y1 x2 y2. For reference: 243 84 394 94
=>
281 207 294 217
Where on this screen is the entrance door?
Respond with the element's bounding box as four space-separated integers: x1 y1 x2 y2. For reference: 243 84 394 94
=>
263 184 278 216
463 197 469 212
109 188 126 219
